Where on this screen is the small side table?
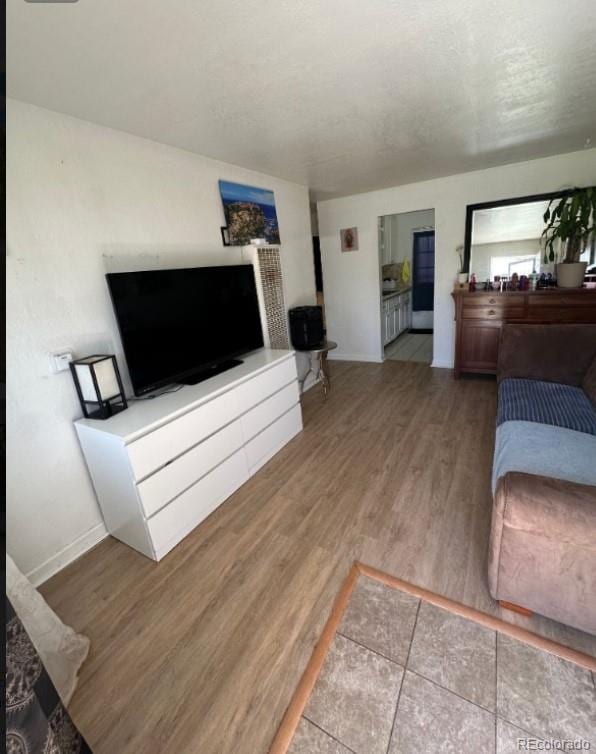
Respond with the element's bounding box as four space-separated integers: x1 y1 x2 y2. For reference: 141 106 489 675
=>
298 340 338 398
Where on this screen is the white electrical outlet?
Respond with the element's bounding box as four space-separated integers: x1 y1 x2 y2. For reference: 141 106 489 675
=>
50 350 74 373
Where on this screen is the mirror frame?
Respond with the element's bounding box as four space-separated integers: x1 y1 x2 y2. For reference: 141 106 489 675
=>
462 190 573 274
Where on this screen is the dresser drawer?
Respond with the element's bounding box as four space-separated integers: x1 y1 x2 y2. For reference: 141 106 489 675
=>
147 448 249 559
461 306 524 320
127 390 241 480
461 294 515 307
245 404 302 475
525 306 596 323
528 293 596 307
126 358 297 481
241 381 299 443
137 419 244 517
233 357 297 410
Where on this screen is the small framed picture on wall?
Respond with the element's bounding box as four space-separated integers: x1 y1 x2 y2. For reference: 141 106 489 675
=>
340 227 359 252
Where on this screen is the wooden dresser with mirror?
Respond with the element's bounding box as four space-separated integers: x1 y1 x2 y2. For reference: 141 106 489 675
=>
455 188 596 377
452 288 596 377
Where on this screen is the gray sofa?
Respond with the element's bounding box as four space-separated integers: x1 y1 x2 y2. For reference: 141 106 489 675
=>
488 324 596 634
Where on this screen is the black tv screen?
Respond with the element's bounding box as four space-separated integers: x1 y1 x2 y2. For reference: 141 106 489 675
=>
106 265 264 396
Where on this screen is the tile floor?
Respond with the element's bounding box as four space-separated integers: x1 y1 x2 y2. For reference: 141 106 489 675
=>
384 333 432 364
288 576 596 754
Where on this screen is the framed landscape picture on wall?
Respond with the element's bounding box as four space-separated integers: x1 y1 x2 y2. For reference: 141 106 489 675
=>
219 180 281 245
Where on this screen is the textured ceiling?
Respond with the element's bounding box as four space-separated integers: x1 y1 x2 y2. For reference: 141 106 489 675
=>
7 0 596 198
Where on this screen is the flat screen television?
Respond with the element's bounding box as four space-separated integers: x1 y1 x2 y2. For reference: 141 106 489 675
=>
106 265 264 396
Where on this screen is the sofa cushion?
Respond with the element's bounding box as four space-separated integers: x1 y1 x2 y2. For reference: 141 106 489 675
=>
497 324 596 386
497 377 596 435
583 355 596 409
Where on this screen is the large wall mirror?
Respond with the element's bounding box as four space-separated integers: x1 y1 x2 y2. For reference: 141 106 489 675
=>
463 191 595 279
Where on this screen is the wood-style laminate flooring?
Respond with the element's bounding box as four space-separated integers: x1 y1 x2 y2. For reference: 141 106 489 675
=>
384 332 433 363
41 360 596 754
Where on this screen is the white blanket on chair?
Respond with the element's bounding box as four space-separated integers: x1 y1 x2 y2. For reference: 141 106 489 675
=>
6 554 90 704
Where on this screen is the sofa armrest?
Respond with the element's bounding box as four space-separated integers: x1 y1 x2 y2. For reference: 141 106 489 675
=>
497 324 596 386
488 471 596 634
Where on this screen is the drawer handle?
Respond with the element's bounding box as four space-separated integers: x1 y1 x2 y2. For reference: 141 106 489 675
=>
488 309 496 315
489 298 496 304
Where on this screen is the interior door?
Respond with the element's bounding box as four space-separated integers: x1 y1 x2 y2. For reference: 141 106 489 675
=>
412 231 435 313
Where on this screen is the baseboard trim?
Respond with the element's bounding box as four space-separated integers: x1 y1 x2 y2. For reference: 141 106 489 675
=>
25 522 109 587
327 353 383 363
430 359 454 369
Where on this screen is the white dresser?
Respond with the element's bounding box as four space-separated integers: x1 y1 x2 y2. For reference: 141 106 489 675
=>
75 349 302 561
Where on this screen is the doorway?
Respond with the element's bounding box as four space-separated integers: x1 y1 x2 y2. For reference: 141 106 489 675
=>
379 209 434 364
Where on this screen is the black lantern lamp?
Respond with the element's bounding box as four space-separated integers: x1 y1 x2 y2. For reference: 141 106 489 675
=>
70 355 128 419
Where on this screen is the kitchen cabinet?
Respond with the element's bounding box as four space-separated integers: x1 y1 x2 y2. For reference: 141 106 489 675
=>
379 216 392 265
382 290 411 346
399 293 412 331
379 215 401 265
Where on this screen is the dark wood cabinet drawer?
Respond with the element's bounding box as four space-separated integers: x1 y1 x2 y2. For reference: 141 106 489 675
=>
528 294 596 308
462 294 515 307
525 306 596 323
462 306 524 320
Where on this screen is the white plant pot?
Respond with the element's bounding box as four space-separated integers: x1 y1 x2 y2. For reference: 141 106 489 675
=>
457 273 468 284
556 262 587 288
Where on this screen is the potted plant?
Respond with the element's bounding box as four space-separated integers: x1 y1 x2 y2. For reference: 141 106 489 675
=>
542 186 596 288
455 245 467 285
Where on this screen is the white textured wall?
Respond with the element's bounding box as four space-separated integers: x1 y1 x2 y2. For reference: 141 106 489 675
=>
318 149 596 365
7 99 315 582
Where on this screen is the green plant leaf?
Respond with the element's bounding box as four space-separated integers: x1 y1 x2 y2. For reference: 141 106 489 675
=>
541 185 596 263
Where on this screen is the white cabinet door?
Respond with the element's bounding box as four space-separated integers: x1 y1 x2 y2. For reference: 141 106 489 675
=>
384 295 409 345
384 308 392 344
383 296 398 343
380 218 394 266
395 293 410 335
401 301 405 332
404 294 412 331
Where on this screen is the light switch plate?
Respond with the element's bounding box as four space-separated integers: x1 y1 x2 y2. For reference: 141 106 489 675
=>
50 350 74 373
